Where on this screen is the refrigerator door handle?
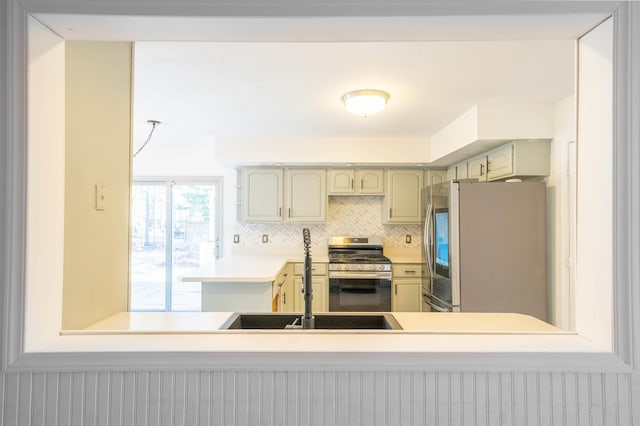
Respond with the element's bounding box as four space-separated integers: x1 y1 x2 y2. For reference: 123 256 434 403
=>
422 291 451 312
424 291 455 310
424 202 434 281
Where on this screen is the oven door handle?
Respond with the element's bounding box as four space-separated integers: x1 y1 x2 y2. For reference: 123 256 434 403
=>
328 272 392 280
339 287 377 294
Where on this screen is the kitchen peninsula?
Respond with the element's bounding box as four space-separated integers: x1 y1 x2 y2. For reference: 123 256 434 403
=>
180 253 330 312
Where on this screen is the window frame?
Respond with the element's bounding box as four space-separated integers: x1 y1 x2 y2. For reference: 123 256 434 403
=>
1 1 637 374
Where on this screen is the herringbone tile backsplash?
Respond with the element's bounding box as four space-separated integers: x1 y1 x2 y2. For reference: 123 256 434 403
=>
233 196 422 251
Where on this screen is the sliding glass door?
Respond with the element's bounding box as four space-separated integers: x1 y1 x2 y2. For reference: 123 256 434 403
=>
130 178 222 311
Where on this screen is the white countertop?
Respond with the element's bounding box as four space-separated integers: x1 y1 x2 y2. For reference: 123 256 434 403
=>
70 311 561 334
180 255 290 282
386 255 424 264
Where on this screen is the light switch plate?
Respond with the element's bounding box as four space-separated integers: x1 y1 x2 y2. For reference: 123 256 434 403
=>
233 234 240 243
262 234 269 243
95 184 105 211
405 235 412 244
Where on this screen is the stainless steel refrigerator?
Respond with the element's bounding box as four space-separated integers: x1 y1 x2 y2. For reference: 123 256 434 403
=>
422 180 548 321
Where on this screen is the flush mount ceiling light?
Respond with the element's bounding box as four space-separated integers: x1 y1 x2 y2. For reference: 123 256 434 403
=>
341 89 390 117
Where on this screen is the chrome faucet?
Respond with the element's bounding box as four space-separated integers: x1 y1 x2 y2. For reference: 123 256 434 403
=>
301 228 314 329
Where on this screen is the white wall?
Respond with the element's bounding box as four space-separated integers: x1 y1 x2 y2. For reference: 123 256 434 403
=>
575 18 613 348
429 103 555 163
25 17 65 349
215 136 431 165
546 94 577 330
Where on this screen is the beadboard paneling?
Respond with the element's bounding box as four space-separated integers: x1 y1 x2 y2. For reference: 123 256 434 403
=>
1 370 635 426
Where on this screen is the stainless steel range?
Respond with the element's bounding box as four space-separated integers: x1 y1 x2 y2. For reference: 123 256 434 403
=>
328 236 392 312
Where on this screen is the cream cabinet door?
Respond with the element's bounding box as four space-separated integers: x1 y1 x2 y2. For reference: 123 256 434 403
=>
328 169 355 194
486 143 514 180
294 276 328 313
446 166 457 181
358 169 385 194
454 161 468 179
467 155 488 182
392 280 422 312
242 168 283 222
286 169 327 222
329 169 383 194
383 170 424 224
280 276 295 312
276 265 295 312
426 169 448 186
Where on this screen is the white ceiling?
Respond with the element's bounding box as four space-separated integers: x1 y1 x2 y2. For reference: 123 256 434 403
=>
37 13 606 151
132 40 575 145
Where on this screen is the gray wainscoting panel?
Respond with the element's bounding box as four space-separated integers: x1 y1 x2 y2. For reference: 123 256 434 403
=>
0 370 635 426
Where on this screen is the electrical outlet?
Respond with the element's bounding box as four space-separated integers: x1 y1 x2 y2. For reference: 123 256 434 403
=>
405 235 412 244
262 234 269 243
233 234 240 243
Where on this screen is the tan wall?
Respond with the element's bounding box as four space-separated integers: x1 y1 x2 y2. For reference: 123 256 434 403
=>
63 41 132 329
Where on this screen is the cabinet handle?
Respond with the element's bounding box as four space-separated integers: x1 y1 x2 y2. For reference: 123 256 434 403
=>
351 178 354 189
360 179 364 190
486 161 491 173
282 292 286 304
279 207 282 217
480 164 484 176
405 270 416 274
394 284 397 295
389 208 392 218
288 208 291 218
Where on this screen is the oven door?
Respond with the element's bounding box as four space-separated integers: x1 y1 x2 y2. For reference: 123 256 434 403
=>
329 273 392 312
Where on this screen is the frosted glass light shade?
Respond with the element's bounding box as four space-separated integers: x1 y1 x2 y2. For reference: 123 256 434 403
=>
342 89 389 117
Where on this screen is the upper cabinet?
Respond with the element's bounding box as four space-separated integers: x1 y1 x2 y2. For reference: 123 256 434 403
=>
467 154 488 182
425 169 447 187
239 168 326 223
383 169 424 224
241 168 284 222
446 162 468 181
285 169 327 222
486 140 550 181
443 140 550 183
328 169 384 195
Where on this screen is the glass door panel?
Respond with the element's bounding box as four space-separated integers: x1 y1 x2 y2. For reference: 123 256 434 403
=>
171 184 217 311
130 184 167 311
130 179 221 312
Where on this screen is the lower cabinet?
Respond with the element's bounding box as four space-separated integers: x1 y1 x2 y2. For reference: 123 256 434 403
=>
392 264 423 312
274 264 294 312
293 262 328 312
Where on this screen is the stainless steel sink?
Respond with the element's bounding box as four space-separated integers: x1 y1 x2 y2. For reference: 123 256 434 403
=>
220 313 402 330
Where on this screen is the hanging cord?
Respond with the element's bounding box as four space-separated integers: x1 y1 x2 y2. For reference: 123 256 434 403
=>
133 120 161 158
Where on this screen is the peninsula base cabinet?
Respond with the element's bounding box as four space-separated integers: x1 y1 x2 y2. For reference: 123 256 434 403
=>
392 264 424 312
293 262 328 312
202 281 273 312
